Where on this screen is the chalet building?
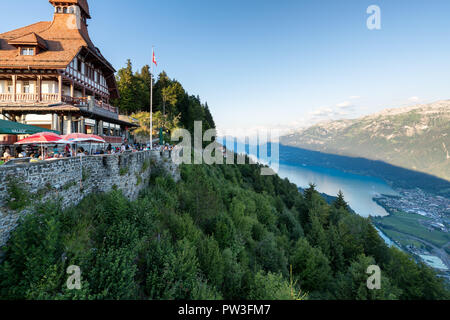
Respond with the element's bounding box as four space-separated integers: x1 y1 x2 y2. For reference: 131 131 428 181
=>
0 0 134 145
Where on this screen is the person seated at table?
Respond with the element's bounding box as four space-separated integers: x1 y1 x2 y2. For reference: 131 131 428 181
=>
2 147 12 162
29 153 39 163
16 146 26 158
76 147 85 156
64 144 72 157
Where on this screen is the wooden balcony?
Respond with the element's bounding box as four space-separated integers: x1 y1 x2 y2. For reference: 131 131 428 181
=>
0 93 119 122
0 93 13 102
62 95 119 119
0 93 60 103
41 93 59 102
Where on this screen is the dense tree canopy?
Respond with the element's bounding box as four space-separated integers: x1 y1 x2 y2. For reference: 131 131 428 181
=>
0 158 448 300
0 64 448 300
115 60 215 136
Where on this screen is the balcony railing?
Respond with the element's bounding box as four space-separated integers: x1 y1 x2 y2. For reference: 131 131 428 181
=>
0 93 118 115
42 93 59 102
0 93 13 102
62 95 118 116
0 93 59 103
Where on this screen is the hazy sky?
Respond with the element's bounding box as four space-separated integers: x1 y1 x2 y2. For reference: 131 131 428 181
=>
2 0 450 135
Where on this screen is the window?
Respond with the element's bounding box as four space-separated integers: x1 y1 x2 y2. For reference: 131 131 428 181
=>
23 81 30 94
21 48 34 56
7 81 13 93
63 7 68 13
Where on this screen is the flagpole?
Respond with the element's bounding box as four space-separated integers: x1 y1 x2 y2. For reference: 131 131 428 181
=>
150 47 153 150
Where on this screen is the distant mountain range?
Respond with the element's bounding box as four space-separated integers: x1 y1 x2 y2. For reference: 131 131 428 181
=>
281 101 450 182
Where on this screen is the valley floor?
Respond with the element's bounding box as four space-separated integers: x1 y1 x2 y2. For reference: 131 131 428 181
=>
372 190 450 281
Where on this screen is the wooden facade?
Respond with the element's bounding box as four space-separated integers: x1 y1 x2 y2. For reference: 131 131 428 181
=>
0 0 133 145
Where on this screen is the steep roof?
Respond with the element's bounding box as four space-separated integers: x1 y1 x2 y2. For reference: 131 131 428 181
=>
8 32 48 50
0 21 51 40
0 11 114 72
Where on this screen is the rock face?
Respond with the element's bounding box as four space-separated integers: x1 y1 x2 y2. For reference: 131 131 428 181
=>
0 151 179 247
281 100 450 181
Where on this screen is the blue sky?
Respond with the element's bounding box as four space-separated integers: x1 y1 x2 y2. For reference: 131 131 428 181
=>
2 0 450 134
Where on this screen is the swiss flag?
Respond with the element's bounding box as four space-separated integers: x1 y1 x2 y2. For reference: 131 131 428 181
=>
152 51 157 66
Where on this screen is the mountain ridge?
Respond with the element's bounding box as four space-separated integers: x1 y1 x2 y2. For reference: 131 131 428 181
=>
281 100 450 182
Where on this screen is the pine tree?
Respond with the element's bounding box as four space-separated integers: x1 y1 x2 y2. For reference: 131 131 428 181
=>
204 102 216 130
135 65 152 111
304 183 317 204
334 190 349 211
116 60 140 114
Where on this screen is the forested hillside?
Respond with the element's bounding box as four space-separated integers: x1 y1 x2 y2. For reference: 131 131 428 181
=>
0 68 447 300
1 159 448 300
114 60 215 136
281 101 450 181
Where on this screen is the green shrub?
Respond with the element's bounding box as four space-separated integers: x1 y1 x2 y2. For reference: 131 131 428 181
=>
249 271 292 300
0 159 448 300
6 179 30 210
119 167 129 176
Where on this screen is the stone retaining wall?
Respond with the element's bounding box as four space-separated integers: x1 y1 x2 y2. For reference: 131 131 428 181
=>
0 150 179 247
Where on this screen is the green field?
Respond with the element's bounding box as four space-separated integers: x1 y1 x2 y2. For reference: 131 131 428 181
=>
373 211 449 248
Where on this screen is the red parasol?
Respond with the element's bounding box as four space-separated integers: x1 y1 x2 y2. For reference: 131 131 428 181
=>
63 133 105 143
15 132 68 145
85 134 106 143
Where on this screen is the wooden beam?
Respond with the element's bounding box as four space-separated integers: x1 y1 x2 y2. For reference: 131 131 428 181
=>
37 75 42 102
70 80 74 98
12 75 16 102
58 74 62 102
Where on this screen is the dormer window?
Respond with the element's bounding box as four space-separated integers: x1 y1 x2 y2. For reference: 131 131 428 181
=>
9 33 46 55
21 48 34 56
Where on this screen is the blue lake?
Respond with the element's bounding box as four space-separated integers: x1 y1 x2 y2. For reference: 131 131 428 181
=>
221 140 399 217
275 162 398 217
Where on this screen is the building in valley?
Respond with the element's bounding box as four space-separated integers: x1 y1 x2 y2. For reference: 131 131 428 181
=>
0 0 134 145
